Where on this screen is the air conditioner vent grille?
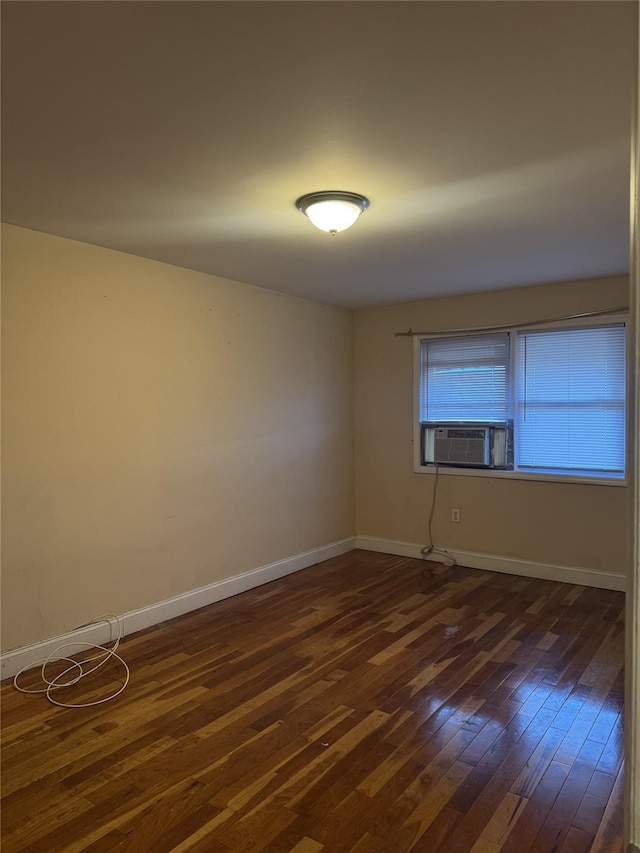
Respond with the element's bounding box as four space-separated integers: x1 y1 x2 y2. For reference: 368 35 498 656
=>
434 436 487 465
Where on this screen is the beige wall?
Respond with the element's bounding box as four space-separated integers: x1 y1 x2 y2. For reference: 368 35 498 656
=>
1 224 354 651
354 276 630 572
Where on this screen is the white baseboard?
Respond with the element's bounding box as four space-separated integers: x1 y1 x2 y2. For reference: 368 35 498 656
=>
3 533 625 681
355 536 626 592
1 537 356 681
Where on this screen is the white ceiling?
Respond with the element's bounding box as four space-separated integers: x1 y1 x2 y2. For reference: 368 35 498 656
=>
1 1 635 308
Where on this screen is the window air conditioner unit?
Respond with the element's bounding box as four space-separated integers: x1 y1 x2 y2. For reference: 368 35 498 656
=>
421 423 513 470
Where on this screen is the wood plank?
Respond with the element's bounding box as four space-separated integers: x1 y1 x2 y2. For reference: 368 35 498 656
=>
480 791 529 845
590 763 625 853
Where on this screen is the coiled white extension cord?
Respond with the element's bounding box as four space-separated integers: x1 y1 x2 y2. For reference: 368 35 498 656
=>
13 614 130 708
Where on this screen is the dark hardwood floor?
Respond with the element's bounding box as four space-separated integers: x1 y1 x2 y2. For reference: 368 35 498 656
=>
1 550 625 852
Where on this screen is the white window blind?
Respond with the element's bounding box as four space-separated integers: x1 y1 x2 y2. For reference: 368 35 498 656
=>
419 333 509 423
515 325 626 474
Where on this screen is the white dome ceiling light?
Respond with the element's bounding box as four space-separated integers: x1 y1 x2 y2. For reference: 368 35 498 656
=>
295 191 370 235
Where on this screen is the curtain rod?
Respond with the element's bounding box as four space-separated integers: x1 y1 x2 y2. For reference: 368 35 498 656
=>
394 306 629 337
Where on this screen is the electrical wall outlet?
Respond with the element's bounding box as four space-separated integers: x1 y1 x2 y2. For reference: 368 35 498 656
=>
451 508 461 523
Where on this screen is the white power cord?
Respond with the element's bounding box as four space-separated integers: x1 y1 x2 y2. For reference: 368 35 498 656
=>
420 465 457 567
13 614 130 708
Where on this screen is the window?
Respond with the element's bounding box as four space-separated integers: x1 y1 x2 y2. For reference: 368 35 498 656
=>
515 326 626 475
419 334 509 423
416 321 627 481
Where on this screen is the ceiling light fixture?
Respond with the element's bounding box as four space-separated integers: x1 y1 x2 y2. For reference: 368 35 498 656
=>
295 191 369 235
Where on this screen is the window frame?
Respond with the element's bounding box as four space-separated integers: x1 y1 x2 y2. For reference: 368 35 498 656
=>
413 314 629 486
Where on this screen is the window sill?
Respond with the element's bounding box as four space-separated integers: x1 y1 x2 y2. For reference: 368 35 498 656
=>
413 463 626 487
